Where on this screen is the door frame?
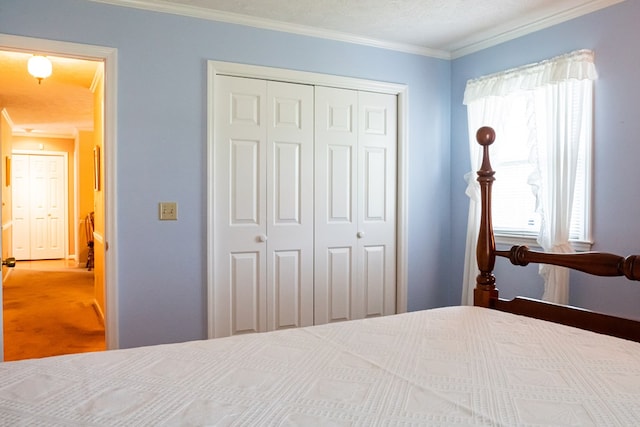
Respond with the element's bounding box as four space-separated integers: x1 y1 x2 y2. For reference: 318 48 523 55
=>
11 151 69 260
0 33 119 351
206 61 409 338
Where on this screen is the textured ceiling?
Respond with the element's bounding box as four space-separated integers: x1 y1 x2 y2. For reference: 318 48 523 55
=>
97 0 622 56
0 50 102 135
1 0 622 136
0 50 101 137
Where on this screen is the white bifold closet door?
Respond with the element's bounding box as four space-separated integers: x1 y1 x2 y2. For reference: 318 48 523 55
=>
213 76 315 338
314 87 397 324
213 76 396 338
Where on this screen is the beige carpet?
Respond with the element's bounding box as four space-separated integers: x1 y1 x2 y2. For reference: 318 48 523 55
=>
3 268 105 361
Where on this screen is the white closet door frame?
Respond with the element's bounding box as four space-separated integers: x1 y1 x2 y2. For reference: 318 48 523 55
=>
207 61 409 339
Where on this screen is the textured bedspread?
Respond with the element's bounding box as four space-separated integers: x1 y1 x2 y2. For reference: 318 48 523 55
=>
1 306 639 426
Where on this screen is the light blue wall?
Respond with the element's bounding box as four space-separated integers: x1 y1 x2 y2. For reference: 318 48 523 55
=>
5 0 635 348
0 0 451 347
450 1 640 320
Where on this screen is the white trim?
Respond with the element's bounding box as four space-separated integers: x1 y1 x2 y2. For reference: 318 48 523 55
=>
91 0 447 58
12 149 67 155
93 231 104 244
0 33 116 60
495 234 593 253
12 129 78 139
395 85 409 315
450 0 624 58
90 63 104 94
73 133 80 265
207 61 409 338
206 66 216 339
0 33 119 351
92 299 105 325
211 62 408 95
1 108 14 128
91 0 622 59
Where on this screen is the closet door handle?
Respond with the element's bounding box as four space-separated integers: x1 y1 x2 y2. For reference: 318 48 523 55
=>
357 231 364 239
257 234 268 243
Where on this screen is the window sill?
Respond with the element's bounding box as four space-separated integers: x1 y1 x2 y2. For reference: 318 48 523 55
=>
494 233 593 252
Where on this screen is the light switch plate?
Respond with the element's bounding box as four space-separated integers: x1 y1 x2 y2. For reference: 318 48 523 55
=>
159 202 177 220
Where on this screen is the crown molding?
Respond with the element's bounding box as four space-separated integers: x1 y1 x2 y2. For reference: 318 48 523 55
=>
90 63 104 93
90 0 451 59
12 129 78 139
450 0 625 58
91 0 622 60
1 108 15 128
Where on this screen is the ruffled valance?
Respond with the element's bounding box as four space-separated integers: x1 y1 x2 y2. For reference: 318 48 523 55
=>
463 49 597 105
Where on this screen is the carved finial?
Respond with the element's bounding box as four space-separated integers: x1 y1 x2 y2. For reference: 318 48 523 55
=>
476 126 496 174
476 126 495 147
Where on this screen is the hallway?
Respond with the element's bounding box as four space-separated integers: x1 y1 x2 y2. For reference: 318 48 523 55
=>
2 260 105 361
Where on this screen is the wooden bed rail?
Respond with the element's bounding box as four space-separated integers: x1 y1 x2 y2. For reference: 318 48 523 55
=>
497 246 640 281
473 126 640 341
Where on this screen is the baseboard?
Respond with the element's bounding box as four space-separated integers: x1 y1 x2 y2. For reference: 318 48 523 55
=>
2 266 15 282
92 299 105 326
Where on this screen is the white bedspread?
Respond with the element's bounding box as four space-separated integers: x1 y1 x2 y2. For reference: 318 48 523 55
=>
1 306 639 426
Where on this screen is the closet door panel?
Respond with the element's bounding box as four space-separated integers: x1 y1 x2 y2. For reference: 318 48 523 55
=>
327 145 353 221
12 155 30 260
30 157 48 255
214 76 268 338
314 86 359 324
273 142 300 222
327 246 352 322
363 148 386 219
363 245 385 317
358 91 397 317
266 81 314 331
230 140 260 224
231 252 261 334
272 250 301 329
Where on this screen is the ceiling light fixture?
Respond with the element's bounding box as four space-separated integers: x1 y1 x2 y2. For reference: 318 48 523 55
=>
27 55 52 84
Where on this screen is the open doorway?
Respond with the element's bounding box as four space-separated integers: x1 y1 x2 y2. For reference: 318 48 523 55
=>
0 36 116 360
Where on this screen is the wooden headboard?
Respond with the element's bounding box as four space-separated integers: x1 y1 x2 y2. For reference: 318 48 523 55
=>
473 126 640 342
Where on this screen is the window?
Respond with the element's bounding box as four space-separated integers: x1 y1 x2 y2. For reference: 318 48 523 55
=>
490 92 592 249
461 49 597 305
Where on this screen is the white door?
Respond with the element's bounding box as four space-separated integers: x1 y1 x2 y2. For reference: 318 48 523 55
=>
12 154 66 260
357 90 397 318
314 87 397 323
11 154 29 260
213 76 314 338
314 86 359 324
265 81 315 332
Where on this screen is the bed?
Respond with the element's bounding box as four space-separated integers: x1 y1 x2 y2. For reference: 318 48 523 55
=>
1 126 639 426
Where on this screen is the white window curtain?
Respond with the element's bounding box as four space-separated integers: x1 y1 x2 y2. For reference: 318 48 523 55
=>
461 49 597 306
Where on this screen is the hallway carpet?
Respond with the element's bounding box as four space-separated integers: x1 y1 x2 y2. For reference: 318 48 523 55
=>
3 268 105 361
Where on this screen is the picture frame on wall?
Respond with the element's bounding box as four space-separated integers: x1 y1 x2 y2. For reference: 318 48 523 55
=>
93 146 100 191
5 156 10 186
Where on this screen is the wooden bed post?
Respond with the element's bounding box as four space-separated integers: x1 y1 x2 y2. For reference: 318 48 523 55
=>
474 126 498 308
468 126 640 341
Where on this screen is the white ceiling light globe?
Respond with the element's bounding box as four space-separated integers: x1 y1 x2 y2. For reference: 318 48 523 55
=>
27 55 52 82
